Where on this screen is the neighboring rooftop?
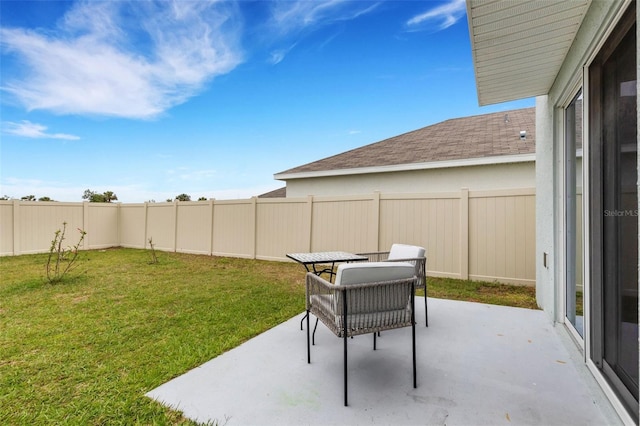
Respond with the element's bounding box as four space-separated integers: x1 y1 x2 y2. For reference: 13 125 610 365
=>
276 107 535 177
258 187 286 198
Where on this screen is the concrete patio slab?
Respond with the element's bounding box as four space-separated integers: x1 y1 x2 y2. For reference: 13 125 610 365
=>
147 298 622 426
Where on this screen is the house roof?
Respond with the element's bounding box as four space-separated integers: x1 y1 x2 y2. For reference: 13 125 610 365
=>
258 187 286 198
467 0 591 106
275 107 535 180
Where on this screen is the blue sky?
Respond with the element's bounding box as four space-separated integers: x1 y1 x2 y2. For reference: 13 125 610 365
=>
0 0 533 202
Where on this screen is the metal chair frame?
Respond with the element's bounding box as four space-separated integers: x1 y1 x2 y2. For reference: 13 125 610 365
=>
305 271 417 406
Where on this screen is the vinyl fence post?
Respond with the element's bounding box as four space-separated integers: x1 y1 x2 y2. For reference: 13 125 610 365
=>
173 200 179 253
251 196 257 259
83 201 89 250
460 188 469 280
209 198 215 256
144 202 149 250
306 195 313 252
372 191 381 252
12 199 20 255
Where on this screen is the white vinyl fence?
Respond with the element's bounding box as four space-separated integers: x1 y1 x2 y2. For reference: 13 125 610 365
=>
0 188 536 285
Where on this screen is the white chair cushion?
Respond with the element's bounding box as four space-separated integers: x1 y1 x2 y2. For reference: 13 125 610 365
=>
335 261 415 285
388 243 425 260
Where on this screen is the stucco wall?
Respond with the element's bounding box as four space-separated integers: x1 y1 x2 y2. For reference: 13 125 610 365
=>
535 0 632 322
284 161 535 198
535 96 556 319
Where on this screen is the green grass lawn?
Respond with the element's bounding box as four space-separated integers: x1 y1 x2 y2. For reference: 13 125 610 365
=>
427 276 537 309
0 248 537 425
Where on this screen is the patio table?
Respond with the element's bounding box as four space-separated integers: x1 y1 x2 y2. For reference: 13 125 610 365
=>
286 251 368 282
287 251 368 330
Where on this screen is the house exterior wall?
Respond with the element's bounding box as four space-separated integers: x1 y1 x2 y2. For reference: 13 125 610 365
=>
536 0 633 319
535 1 638 424
535 96 556 319
284 161 534 198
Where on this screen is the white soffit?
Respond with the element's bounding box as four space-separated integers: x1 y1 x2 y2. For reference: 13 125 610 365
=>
467 0 591 106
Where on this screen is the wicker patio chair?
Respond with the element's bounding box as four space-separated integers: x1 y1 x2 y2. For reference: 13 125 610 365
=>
357 244 428 326
305 262 418 406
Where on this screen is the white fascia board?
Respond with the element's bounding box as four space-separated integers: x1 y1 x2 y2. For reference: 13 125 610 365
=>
274 153 536 181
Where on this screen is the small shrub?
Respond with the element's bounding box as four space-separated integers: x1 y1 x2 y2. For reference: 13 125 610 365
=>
45 222 86 284
148 237 159 264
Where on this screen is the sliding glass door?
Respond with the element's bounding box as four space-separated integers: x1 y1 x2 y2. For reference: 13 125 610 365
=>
589 4 637 418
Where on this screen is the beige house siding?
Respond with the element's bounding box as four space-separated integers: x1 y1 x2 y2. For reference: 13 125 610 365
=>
285 160 535 198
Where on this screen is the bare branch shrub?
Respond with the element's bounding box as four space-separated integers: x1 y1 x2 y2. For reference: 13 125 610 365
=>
148 237 159 264
46 222 86 284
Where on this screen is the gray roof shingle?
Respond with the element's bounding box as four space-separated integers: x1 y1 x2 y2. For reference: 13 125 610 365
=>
258 187 286 198
277 107 535 176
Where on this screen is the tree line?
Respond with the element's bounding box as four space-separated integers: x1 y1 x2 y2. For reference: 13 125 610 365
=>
1 190 209 203
0 195 55 201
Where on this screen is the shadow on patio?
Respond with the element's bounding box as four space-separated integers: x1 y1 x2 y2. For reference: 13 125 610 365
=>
147 298 621 426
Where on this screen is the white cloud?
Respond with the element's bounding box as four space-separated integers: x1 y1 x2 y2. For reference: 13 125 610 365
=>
270 0 347 32
266 0 380 63
0 0 243 119
271 0 380 31
3 120 80 140
406 0 466 32
269 44 296 65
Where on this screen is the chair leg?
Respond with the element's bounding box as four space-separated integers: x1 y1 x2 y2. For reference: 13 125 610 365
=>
412 319 417 388
306 310 311 364
424 284 429 327
411 292 417 388
425 294 428 327
344 330 348 406
312 317 319 345
343 294 348 407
